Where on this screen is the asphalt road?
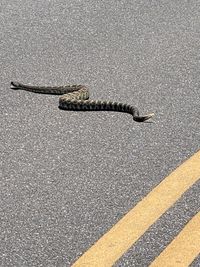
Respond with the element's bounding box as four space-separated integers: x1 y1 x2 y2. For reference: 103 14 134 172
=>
1 1 200 266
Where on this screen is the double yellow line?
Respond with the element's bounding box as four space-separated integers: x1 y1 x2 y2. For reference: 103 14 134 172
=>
150 212 200 266
73 151 200 267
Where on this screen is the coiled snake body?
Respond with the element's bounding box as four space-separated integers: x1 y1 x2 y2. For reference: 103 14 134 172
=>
10 81 154 122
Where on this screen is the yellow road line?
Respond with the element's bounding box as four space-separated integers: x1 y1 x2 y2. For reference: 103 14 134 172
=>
150 212 200 267
72 151 200 267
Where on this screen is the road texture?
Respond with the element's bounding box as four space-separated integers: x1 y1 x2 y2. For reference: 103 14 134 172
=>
1 0 200 266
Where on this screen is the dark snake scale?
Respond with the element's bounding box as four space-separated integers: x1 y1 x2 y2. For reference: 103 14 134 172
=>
10 81 154 122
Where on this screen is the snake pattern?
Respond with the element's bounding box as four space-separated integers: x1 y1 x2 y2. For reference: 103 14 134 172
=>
10 81 154 122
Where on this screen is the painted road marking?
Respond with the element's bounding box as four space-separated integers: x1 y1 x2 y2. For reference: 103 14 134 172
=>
72 151 200 267
150 212 200 267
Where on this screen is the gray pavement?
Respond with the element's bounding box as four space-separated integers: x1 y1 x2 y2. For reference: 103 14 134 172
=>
1 0 200 266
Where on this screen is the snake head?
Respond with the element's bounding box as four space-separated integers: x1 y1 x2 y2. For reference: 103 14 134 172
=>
10 81 21 89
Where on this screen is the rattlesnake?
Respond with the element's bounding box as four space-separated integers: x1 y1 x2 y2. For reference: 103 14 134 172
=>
10 81 154 122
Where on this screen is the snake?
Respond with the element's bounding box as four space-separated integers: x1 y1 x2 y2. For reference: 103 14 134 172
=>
10 81 154 122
